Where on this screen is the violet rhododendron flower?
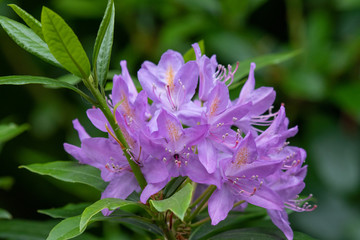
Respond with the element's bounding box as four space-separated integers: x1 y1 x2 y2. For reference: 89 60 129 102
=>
64 43 315 240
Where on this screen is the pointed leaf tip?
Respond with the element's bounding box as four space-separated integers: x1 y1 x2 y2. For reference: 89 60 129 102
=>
79 198 141 232
150 183 193 221
41 7 91 79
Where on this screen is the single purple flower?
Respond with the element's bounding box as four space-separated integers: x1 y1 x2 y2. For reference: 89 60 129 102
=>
234 63 276 135
193 43 239 102
265 147 316 240
64 119 140 215
208 132 283 225
139 109 220 203
138 50 202 126
197 81 252 173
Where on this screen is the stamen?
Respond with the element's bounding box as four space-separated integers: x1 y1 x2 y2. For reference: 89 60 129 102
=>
285 194 317 212
105 124 125 149
166 85 177 110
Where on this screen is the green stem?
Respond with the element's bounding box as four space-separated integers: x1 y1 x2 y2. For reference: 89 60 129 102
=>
162 225 176 240
233 200 246 209
189 185 214 209
157 212 176 240
182 177 192 187
86 75 147 189
186 185 216 222
190 217 210 228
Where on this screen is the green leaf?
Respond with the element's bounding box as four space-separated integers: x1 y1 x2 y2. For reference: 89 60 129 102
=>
110 213 163 236
93 0 115 87
0 76 94 104
0 123 29 144
45 74 82 89
20 161 107 191
207 229 282 240
0 209 12 219
183 40 205 62
41 7 91 79
47 216 106 240
0 219 57 240
163 176 187 198
47 215 83 240
47 215 105 240
38 203 91 219
8 4 44 40
189 211 266 240
150 183 193 221
0 176 14 190
0 16 61 67
230 49 301 89
80 198 141 232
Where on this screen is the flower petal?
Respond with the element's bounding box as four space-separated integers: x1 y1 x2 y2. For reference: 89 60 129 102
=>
237 184 283 211
173 61 198 104
205 82 230 118
267 209 293 240
120 60 137 102
101 171 139 216
86 108 108 132
72 119 90 140
198 138 217 173
208 186 235 225
238 62 256 104
157 109 183 145
141 157 169 184
140 180 169 204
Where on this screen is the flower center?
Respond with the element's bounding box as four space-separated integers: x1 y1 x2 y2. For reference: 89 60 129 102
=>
166 66 175 91
234 147 248 167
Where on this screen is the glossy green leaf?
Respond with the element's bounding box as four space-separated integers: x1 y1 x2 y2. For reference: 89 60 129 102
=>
0 209 12 219
0 219 57 240
38 203 91 219
0 76 94 104
189 211 266 240
0 16 61 67
163 176 187 198
80 198 141 232
47 216 105 240
41 7 91 79
45 74 82 89
150 183 193 221
93 0 115 87
47 215 83 240
0 176 14 190
207 229 282 240
110 213 163 236
8 4 44 40
183 40 205 62
20 161 107 191
0 123 29 144
230 49 301 89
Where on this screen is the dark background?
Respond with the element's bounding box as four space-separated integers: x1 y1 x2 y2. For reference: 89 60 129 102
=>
1 0 360 239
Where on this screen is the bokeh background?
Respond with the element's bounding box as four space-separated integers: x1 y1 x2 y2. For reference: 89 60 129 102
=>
1 0 360 239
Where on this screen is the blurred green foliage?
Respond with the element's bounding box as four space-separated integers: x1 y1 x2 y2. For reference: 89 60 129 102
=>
0 0 359 239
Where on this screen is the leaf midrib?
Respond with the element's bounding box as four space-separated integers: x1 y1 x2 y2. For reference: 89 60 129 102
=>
44 9 87 79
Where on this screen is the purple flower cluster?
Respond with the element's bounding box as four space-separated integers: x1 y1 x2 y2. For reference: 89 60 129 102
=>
64 43 315 240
